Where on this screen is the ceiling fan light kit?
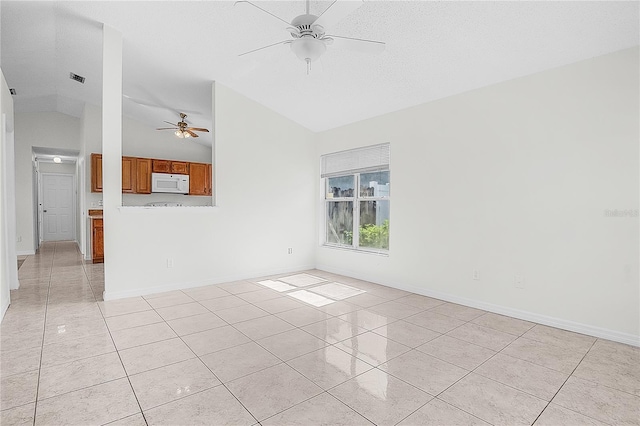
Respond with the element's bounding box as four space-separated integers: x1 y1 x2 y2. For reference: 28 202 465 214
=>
156 113 209 139
174 130 191 139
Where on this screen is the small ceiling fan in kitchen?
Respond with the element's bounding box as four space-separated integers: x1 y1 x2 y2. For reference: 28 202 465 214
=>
156 113 210 139
236 0 386 73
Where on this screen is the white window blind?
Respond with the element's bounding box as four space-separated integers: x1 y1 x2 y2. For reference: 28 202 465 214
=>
321 143 390 178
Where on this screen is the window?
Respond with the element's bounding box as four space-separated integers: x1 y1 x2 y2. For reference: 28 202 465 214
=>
322 144 390 252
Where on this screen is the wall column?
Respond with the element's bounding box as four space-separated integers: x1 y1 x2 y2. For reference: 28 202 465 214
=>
101 25 123 297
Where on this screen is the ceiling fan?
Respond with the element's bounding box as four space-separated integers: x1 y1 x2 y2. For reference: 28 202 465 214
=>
236 0 385 73
156 113 209 139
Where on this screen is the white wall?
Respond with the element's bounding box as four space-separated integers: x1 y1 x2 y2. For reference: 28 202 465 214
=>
1 68 17 319
102 82 316 299
316 48 640 345
38 162 76 174
14 112 81 254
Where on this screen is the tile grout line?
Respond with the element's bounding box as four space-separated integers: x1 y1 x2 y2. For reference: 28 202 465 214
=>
529 339 613 426
31 241 56 426
67 243 146 425
98 299 150 426
19 262 635 425
161 307 262 426
368 309 518 426
120 289 261 423
136 279 411 423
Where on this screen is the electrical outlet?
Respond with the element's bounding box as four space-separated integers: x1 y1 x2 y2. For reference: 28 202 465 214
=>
515 275 525 289
287 248 293 255
473 270 480 280
17 236 22 242
167 258 174 268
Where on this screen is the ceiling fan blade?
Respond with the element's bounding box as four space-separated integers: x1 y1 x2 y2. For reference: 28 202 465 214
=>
187 127 210 132
123 94 200 116
239 40 291 57
325 34 385 54
163 121 179 126
185 130 199 138
234 1 291 27
313 0 363 30
156 127 178 130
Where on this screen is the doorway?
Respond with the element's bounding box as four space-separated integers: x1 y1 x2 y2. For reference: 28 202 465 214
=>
41 173 75 241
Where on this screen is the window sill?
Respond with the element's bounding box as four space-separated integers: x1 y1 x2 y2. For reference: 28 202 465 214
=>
321 244 389 257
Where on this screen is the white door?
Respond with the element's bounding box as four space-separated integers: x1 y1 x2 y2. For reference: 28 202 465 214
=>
42 174 74 241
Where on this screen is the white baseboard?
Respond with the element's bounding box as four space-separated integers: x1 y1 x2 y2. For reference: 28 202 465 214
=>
0 297 10 322
16 250 35 256
103 263 316 301
317 263 640 348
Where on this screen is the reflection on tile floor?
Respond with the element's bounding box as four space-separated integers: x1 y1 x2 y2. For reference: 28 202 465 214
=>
1 241 639 425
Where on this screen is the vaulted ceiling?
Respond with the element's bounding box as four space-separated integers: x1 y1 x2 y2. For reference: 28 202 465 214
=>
2 1 638 146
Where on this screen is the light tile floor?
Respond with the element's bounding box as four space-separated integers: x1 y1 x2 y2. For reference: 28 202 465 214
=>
1 241 639 425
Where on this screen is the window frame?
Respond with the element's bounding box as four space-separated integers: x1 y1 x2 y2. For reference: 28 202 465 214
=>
323 171 390 255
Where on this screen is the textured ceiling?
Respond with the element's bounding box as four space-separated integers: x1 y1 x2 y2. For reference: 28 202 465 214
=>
1 1 638 145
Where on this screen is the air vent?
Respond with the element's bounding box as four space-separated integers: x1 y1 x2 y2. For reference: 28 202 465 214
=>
9 88 16 95
69 73 85 84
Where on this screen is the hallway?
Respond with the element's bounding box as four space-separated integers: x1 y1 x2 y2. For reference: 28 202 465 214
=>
1 242 109 424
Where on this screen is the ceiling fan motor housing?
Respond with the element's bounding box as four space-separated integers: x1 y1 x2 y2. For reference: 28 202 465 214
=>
290 14 323 37
290 14 326 62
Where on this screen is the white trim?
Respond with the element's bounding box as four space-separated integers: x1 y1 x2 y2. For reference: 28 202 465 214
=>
321 244 389 257
1 296 9 322
103 263 316 300
316 263 640 348
16 250 35 256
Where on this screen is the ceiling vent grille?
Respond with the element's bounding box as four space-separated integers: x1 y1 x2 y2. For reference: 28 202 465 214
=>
69 72 85 84
9 88 16 95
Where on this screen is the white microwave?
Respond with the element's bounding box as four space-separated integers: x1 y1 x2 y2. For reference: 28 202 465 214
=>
151 173 189 194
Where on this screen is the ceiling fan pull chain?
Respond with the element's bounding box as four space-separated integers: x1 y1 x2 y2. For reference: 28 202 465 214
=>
306 58 311 75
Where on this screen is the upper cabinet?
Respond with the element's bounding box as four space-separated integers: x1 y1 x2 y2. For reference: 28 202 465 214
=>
189 162 212 196
91 154 139 193
122 157 136 193
152 159 189 175
91 153 103 192
91 153 211 196
152 159 170 174
171 161 189 175
135 158 152 194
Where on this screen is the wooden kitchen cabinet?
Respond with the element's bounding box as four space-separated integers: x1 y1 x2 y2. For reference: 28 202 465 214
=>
152 159 171 173
189 162 212 196
91 153 210 195
153 159 189 175
91 153 103 192
135 158 152 194
92 218 104 264
90 154 138 193
171 161 189 175
122 157 136 193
